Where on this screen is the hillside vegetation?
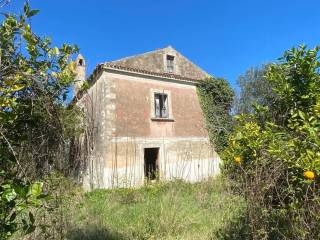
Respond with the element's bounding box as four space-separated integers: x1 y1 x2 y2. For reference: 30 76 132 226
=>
20 177 244 240
71 179 244 240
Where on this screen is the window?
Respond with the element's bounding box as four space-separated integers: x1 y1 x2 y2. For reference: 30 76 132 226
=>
154 93 168 118
78 59 84 66
166 55 174 73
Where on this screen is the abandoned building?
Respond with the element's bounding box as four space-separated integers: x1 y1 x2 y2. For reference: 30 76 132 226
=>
73 46 220 190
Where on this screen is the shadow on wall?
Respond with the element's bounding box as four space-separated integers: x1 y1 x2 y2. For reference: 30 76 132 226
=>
67 225 127 240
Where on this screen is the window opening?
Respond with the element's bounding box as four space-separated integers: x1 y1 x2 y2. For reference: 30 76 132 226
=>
166 55 174 73
154 93 168 118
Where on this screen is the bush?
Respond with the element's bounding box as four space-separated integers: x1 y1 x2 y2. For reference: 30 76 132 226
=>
222 45 320 239
0 3 80 238
16 173 83 240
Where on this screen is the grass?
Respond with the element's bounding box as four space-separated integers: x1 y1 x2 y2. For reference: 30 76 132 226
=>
64 177 246 240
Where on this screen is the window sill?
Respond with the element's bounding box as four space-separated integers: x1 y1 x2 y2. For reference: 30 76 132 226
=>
151 117 175 122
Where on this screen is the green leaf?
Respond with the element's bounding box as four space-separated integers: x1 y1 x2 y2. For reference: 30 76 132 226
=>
16 203 27 212
11 84 26 92
28 9 40 17
52 47 60 56
27 182 43 197
23 3 30 15
3 188 17 202
14 184 29 198
298 110 305 120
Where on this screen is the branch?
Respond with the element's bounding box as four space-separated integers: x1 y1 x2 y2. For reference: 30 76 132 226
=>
0 127 27 178
0 0 10 8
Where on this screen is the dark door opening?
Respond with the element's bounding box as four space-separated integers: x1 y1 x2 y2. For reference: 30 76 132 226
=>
144 148 159 181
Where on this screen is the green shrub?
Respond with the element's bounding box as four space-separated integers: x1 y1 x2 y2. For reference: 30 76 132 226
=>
223 45 320 239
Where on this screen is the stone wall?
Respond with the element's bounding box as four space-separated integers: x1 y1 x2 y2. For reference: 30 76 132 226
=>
77 69 220 190
111 46 208 80
110 71 207 138
103 137 220 188
77 71 117 190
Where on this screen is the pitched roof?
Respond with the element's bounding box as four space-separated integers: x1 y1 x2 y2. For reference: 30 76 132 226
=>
72 46 210 103
102 46 209 81
102 63 204 82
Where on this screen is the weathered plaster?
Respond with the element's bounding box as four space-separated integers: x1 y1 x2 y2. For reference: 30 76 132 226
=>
110 46 208 80
76 48 219 190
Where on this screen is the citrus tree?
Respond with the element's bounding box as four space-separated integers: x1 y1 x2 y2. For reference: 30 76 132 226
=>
0 3 79 238
223 45 320 239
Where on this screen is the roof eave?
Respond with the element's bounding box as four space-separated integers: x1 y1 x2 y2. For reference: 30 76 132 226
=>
71 63 208 104
102 65 201 85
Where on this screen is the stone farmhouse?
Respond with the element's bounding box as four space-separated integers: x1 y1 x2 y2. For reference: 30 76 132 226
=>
73 46 220 190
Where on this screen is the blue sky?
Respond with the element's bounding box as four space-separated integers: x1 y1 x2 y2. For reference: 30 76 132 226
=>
3 0 320 91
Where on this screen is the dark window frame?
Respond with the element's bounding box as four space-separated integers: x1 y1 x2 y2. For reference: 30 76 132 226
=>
166 55 174 73
154 93 169 118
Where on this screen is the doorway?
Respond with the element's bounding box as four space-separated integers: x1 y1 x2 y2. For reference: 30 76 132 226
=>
144 148 159 181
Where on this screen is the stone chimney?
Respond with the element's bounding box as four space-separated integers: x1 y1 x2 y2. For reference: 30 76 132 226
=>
74 54 86 96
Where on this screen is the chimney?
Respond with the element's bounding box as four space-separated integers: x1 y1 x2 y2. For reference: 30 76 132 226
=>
74 54 86 96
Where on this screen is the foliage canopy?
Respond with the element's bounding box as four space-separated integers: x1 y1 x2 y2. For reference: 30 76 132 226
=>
235 65 274 114
223 45 320 239
0 3 80 238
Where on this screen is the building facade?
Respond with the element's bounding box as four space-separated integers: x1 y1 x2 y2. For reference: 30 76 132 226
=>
74 46 220 190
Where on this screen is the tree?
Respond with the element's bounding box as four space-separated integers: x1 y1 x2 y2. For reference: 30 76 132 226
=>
0 3 80 238
235 65 274 114
223 45 320 239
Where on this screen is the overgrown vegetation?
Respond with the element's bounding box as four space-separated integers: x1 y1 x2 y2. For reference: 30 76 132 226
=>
0 3 80 238
223 45 320 239
23 177 244 240
2 2 320 240
197 77 234 153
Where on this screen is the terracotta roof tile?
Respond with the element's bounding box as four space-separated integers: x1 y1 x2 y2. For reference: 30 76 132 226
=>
72 62 205 104
103 63 202 82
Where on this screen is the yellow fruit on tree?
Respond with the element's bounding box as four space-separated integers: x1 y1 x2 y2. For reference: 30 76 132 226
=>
234 156 241 164
303 171 315 180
